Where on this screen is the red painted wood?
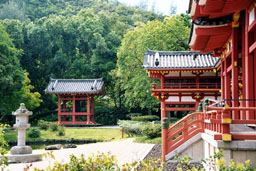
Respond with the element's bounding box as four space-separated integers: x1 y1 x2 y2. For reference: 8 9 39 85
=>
72 95 75 124
232 27 239 119
58 96 61 123
232 134 256 140
166 107 196 111
161 101 167 161
249 41 256 53
152 83 221 89
241 16 246 119
87 97 90 123
245 9 255 120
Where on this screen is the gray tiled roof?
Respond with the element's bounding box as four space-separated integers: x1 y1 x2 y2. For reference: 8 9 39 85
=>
143 49 220 69
45 78 104 94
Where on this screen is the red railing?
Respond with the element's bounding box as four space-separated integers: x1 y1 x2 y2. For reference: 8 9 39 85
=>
202 99 256 140
166 99 256 158
167 112 204 153
152 83 221 89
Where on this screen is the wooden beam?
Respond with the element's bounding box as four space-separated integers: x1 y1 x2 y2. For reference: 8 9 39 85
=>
166 107 196 111
249 41 256 53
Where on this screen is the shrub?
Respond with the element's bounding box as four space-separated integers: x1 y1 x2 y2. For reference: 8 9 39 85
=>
36 152 165 171
49 122 59 132
38 120 49 130
118 120 147 137
57 125 65 136
28 128 40 138
0 124 9 170
127 113 143 119
131 115 160 122
142 124 161 139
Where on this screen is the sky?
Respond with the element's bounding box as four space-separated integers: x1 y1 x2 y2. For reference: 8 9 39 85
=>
117 0 189 15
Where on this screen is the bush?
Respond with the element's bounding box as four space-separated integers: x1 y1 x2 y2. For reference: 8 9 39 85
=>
38 120 49 130
57 125 65 136
142 124 161 139
37 151 165 171
131 115 160 122
118 120 147 137
28 128 40 138
49 122 59 132
127 113 143 119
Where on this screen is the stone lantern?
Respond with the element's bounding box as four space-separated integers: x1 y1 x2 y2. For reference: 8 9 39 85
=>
7 103 41 163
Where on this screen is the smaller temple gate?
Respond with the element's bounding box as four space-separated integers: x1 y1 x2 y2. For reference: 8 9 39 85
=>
45 78 104 125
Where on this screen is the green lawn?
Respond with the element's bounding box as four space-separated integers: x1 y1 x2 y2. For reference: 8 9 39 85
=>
4 128 125 142
135 136 161 144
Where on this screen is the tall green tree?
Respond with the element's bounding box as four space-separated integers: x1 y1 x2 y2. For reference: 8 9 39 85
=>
114 15 190 111
0 23 41 122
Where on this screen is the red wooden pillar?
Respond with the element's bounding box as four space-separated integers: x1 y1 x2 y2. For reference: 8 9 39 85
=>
161 100 167 162
232 27 239 119
224 57 231 111
196 74 199 89
221 62 225 100
221 110 231 141
241 16 246 119
87 96 90 123
58 95 61 123
245 10 255 119
72 95 76 124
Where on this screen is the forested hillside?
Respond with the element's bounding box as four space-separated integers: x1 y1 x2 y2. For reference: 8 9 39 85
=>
0 0 190 124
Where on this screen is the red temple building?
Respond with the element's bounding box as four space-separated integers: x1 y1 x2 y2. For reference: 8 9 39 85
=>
143 49 221 113
144 0 256 167
45 78 104 125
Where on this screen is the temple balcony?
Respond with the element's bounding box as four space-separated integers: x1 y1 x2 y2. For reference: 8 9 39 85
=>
151 82 221 93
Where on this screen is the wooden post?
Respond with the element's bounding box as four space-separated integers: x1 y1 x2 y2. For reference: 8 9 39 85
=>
196 74 199 89
221 110 231 141
58 96 61 123
245 10 255 120
161 101 167 162
87 96 90 123
232 26 239 120
241 16 246 119
72 95 75 124
221 63 225 100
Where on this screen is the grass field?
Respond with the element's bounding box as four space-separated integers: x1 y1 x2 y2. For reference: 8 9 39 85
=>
135 136 161 144
4 128 124 142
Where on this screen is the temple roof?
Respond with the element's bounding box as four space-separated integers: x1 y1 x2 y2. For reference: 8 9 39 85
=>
188 0 251 20
45 78 104 95
143 49 220 69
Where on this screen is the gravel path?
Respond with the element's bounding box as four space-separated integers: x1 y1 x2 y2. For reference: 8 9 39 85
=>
143 144 203 171
6 139 154 171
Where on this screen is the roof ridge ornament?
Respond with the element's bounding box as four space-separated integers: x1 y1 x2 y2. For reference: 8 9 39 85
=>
155 52 160 67
91 80 97 90
52 80 58 90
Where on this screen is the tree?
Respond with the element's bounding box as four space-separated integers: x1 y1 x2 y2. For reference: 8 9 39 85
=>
0 0 28 21
114 15 190 112
0 23 41 122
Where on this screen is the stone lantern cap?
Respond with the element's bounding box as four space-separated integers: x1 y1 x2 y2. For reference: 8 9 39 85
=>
12 103 32 116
